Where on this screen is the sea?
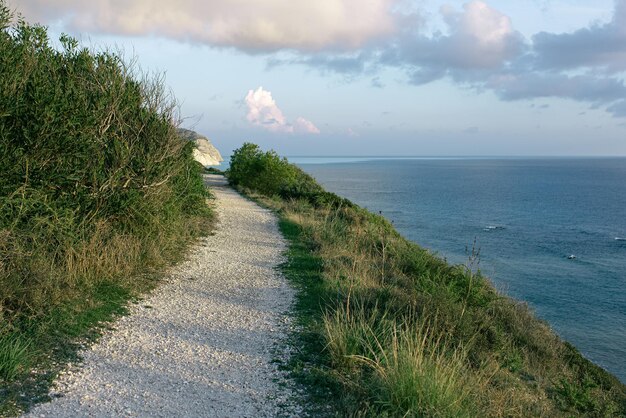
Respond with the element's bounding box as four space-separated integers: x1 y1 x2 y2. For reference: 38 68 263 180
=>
289 157 626 383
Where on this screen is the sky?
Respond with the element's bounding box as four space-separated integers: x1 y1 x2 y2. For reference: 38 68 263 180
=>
7 0 626 156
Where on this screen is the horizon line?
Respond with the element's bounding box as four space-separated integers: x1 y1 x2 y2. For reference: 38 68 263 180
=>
226 155 626 159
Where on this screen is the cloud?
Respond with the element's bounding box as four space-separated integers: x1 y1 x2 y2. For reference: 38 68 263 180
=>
13 0 626 118
269 1 626 118
607 100 626 117
487 73 626 103
531 1 626 72
12 0 396 52
268 51 373 76
245 87 290 133
280 1 527 85
244 87 319 134
294 117 321 134
385 1 626 117
468 1 626 114
271 1 528 85
438 1 525 69
371 77 384 88
384 1 525 74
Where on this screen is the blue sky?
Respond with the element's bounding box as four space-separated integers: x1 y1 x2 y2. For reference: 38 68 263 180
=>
9 0 626 156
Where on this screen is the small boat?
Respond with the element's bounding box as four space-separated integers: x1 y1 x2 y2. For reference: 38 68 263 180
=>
615 237 626 241
567 254 576 260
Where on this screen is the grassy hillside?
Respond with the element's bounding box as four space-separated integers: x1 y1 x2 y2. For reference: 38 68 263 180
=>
0 3 212 414
228 143 626 417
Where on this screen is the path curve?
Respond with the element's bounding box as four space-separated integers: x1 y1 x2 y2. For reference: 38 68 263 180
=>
27 175 299 417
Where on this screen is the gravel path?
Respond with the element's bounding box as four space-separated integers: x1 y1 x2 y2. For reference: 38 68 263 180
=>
27 175 299 417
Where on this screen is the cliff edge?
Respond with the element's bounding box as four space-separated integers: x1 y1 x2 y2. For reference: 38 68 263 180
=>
177 128 224 166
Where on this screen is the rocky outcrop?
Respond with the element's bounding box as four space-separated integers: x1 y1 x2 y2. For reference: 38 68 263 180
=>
177 128 224 166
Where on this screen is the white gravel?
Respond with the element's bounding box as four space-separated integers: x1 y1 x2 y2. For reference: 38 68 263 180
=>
26 175 300 418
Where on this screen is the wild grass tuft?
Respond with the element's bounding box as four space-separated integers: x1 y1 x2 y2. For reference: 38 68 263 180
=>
0 333 31 381
324 303 488 417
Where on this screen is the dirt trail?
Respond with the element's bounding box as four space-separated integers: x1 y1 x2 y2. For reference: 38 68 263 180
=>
27 175 299 417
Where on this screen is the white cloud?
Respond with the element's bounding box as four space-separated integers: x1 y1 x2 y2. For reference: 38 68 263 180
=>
245 87 289 133
245 87 319 134
294 117 321 134
447 1 521 65
12 0 396 52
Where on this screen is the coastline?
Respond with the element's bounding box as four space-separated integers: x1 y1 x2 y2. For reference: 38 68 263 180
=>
298 156 626 384
227 144 626 416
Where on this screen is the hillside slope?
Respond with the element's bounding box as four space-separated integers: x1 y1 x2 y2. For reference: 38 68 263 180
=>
227 142 626 417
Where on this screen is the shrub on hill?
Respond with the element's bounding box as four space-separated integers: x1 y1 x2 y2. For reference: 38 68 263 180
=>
227 142 353 208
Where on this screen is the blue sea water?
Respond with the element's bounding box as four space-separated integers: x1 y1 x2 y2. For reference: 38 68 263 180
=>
293 157 626 382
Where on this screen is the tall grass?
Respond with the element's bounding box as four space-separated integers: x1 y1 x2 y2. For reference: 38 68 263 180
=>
228 143 626 417
0 333 30 381
324 304 488 417
0 2 213 412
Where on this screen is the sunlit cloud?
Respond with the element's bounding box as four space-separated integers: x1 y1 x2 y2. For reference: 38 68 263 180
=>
294 117 321 134
12 0 396 52
383 1 525 84
245 87 319 134
427 1 524 69
387 1 626 117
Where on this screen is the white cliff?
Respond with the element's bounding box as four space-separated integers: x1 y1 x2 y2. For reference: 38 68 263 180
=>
177 128 224 166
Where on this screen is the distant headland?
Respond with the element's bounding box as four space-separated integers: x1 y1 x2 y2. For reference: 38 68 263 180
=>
177 128 224 166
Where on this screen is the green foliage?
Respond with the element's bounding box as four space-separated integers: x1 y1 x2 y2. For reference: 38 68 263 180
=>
555 376 602 414
0 0 209 315
0 332 31 381
227 142 352 208
0 2 213 411
236 143 626 417
0 18 200 231
227 142 301 196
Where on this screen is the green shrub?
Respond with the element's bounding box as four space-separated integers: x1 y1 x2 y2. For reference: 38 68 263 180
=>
0 0 210 312
0 18 197 231
227 142 352 208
